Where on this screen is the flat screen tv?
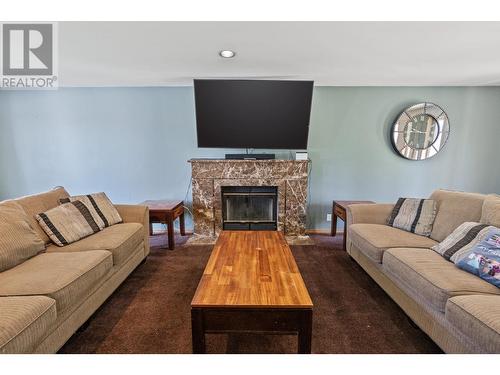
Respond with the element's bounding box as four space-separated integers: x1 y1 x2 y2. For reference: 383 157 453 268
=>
194 79 313 149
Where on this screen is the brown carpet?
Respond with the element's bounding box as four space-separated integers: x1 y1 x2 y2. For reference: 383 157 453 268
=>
59 234 442 354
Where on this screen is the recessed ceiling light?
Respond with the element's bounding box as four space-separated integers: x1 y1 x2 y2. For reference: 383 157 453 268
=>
219 50 235 58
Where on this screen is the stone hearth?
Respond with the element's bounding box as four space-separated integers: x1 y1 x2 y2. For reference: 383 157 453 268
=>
189 159 309 238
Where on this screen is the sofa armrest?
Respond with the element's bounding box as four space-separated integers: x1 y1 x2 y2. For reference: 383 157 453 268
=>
346 203 394 226
114 204 150 257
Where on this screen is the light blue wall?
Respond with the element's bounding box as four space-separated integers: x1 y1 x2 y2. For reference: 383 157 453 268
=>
1 87 500 231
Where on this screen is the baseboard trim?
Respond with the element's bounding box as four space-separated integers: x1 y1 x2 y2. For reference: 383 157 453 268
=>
152 230 194 235
305 229 343 235
153 229 339 236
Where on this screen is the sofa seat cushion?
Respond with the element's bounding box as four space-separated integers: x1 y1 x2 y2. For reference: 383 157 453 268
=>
349 224 438 263
383 248 500 312
0 251 112 313
445 295 500 353
0 296 56 353
46 223 143 266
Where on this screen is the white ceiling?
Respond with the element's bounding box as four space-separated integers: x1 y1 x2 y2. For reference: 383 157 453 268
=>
59 22 500 86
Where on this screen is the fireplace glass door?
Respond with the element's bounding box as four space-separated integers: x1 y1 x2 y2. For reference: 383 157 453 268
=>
221 186 278 230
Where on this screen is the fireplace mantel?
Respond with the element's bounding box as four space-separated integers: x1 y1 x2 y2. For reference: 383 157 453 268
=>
189 158 309 237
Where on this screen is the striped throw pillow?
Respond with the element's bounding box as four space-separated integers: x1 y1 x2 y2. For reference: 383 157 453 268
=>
36 201 101 246
431 222 494 263
387 198 437 236
60 192 122 228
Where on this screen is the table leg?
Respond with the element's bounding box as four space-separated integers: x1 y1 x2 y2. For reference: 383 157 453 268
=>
343 220 347 251
297 309 312 354
179 211 186 236
166 214 175 250
191 309 206 354
331 211 338 236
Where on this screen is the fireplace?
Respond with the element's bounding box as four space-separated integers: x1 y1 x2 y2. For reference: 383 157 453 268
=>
221 186 278 231
189 159 309 237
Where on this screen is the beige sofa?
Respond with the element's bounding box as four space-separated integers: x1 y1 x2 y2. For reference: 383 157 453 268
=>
346 189 500 353
0 187 150 353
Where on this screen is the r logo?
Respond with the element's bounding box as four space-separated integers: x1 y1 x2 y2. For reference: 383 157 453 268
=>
2 24 53 75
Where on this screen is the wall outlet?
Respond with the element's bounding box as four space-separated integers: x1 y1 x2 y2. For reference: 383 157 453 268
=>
326 213 332 222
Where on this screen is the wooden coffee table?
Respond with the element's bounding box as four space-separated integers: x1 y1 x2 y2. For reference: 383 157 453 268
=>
141 200 185 250
191 231 313 354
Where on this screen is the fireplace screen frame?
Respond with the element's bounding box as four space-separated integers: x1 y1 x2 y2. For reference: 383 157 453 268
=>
221 186 278 231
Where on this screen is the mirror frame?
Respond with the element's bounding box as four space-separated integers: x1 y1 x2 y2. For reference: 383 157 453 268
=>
391 102 450 161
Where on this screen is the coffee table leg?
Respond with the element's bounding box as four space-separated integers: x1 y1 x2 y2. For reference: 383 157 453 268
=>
191 309 206 354
297 309 312 354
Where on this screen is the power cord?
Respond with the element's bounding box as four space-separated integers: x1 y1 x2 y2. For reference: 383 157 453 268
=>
183 176 193 219
307 157 312 229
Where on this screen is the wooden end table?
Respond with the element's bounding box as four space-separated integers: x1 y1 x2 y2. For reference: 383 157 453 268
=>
191 231 313 354
331 200 375 250
141 200 185 250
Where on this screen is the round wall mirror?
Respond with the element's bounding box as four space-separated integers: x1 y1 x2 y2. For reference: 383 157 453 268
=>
391 102 450 160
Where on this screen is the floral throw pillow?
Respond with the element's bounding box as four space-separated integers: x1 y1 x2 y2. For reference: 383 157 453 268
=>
455 227 500 288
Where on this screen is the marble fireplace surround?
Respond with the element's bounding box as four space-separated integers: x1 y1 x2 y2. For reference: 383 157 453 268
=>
189 159 309 239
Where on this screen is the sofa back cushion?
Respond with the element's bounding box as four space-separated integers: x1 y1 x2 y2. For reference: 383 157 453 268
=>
0 201 45 272
12 187 70 244
481 195 500 228
429 189 486 242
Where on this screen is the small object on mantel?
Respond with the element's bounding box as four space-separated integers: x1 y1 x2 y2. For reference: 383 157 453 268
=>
295 152 308 160
141 200 185 250
331 200 375 251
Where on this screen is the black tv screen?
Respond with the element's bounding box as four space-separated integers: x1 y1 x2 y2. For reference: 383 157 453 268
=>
194 79 313 149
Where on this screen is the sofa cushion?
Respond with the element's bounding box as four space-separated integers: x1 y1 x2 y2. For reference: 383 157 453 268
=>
349 224 438 263
387 198 437 236
36 201 101 246
60 192 122 228
13 187 70 244
0 201 45 272
383 248 500 312
429 189 486 242
0 296 56 353
481 194 500 228
446 295 500 353
0 251 112 313
46 223 143 266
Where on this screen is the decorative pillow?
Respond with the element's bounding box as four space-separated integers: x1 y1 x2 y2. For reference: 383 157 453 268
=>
0 201 45 272
36 201 101 246
431 222 493 262
387 198 437 236
480 195 500 228
455 227 500 288
60 192 122 228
